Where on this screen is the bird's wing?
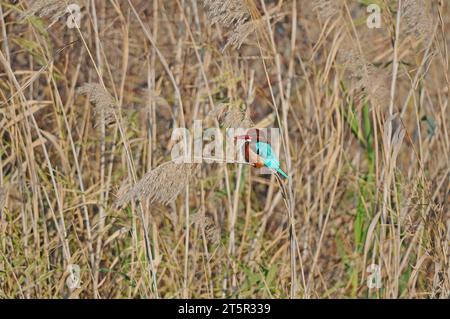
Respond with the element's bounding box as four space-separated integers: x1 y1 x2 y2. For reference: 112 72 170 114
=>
256 142 279 164
255 142 271 157
254 142 288 179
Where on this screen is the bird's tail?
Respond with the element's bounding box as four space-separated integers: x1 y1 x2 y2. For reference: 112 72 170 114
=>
276 167 288 179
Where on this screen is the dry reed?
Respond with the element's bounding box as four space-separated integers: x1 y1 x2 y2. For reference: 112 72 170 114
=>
115 161 199 207
1 0 448 299
77 83 117 129
20 0 78 22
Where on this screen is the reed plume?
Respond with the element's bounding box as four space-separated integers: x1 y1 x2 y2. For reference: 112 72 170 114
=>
313 0 342 21
224 19 262 50
203 0 263 49
402 0 433 40
20 0 78 22
209 103 253 128
0 187 7 214
203 0 249 29
191 212 220 243
410 182 449 298
77 83 117 129
115 162 199 207
339 49 389 108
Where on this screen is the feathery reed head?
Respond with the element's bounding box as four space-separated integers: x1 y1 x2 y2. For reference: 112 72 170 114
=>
204 215 220 243
191 212 220 243
115 162 199 207
402 0 433 40
77 83 117 129
203 0 249 29
223 19 262 51
209 103 253 128
313 0 342 21
339 48 389 108
20 0 79 22
203 0 263 50
0 186 7 213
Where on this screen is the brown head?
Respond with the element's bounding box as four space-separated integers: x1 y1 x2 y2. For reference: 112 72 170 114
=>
234 129 267 166
234 128 268 143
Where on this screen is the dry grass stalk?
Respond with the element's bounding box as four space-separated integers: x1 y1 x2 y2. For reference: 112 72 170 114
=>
224 19 262 50
4 0 450 299
77 83 117 129
115 162 198 207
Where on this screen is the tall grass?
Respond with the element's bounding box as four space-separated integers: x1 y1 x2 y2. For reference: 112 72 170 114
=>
0 0 448 298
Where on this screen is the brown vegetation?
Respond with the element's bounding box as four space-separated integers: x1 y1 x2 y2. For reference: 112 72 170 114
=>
0 0 448 298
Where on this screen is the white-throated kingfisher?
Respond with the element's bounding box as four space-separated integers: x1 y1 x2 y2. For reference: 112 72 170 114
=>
235 128 288 179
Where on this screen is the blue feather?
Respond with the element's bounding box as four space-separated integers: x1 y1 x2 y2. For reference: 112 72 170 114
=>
255 142 288 179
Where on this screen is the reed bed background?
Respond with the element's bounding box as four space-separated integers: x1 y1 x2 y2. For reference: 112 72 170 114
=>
0 0 448 298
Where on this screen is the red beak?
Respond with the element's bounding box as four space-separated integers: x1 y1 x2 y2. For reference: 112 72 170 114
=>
234 135 250 140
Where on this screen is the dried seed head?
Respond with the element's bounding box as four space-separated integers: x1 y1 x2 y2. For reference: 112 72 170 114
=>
20 0 79 22
115 162 199 207
402 0 433 40
203 0 250 29
203 0 261 50
209 103 253 128
77 83 117 129
193 211 220 244
223 19 262 50
0 187 7 213
204 215 220 244
339 49 389 108
313 0 342 21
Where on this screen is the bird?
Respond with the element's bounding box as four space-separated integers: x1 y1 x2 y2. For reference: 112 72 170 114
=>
234 128 288 179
